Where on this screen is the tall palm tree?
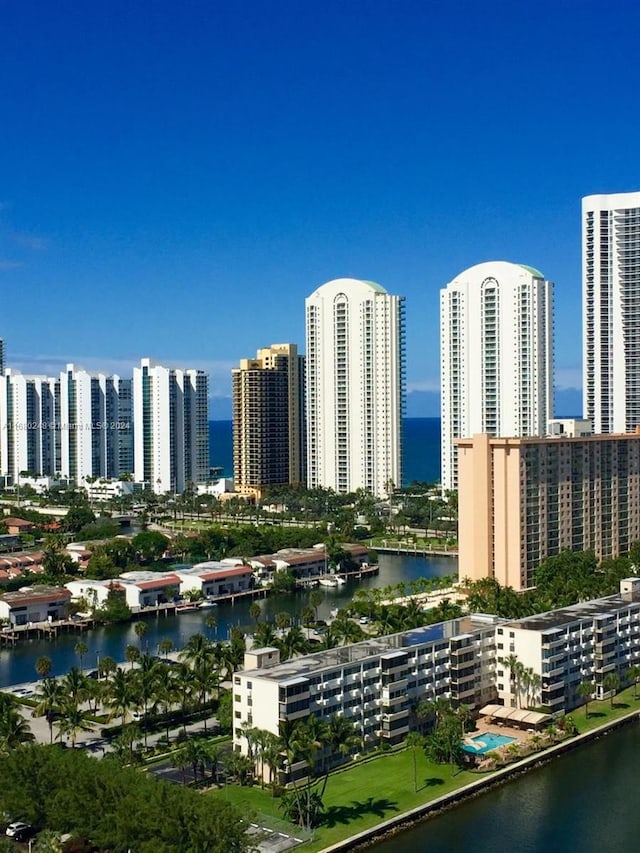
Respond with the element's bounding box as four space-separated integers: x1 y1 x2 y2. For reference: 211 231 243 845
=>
406 731 424 792
125 644 141 670
56 701 92 748
155 665 179 741
74 640 89 670
61 667 88 709
577 679 596 717
625 664 640 699
108 667 136 727
134 620 148 651
279 626 309 661
33 677 64 743
253 620 278 649
158 637 174 658
35 655 52 679
319 715 358 795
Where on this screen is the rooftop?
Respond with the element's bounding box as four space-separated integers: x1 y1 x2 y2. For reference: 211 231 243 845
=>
504 587 640 633
241 614 502 683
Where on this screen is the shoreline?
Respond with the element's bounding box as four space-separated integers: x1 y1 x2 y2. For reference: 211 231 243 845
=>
317 709 640 853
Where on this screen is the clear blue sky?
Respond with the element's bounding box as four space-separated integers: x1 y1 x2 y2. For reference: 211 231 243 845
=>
2 0 639 416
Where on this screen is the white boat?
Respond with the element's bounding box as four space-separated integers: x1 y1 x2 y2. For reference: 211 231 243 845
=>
199 600 218 608
318 577 338 588
335 576 346 585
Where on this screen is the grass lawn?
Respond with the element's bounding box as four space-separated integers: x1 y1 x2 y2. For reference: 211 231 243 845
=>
572 682 640 734
209 748 479 852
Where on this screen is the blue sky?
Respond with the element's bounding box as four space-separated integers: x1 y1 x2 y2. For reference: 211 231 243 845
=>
2 0 639 417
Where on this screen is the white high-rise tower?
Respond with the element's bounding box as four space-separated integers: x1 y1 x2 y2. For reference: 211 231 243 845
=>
583 191 640 434
133 358 209 494
440 261 554 491
305 278 404 496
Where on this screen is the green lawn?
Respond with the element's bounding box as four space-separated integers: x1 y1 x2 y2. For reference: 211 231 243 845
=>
572 682 640 734
209 748 478 852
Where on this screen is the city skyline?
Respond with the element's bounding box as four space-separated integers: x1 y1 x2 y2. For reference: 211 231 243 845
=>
3 3 640 417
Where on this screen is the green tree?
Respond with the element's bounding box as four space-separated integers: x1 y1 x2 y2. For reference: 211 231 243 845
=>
132 530 169 562
406 731 424 792
35 656 52 679
74 640 88 670
33 677 64 743
603 672 621 707
108 667 137 727
125 643 141 669
134 620 148 651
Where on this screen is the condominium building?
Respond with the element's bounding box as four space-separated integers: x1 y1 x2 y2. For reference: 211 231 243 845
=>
498 578 640 712
457 433 640 591
0 339 4 376
305 278 405 496
59 364 133 482
0 370 61 482
583 191 640 434
440 262 554 491
133 358 209 493
232 343 305 498
233 615 501 772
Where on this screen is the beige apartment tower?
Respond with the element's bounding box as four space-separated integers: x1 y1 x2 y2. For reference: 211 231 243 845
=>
232 343 305 498
457 433 640 591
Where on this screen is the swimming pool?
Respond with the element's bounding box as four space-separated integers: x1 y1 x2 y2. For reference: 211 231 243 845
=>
462 732 517 754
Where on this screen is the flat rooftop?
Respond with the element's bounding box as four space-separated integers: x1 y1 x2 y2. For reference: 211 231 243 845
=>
505 592 640 633
242 614 502 683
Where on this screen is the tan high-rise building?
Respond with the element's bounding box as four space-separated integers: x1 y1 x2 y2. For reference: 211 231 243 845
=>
457 432 640 591
232 343 305 498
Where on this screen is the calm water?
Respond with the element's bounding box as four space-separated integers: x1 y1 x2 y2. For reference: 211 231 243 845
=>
0 553 456 686
370 722 640 853
210 417 442 485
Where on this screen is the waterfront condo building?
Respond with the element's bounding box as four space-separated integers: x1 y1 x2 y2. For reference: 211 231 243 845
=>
440 261 554 491
305 278 405 496
583 191 640 434
497 578 640 712
232 343 306 498
0 369 61 482
133 358 209 494
0 339 4 376
233 614 500 776
457 433 640 591
59 364 133 483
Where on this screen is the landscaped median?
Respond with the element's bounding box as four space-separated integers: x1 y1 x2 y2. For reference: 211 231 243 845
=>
208 685 640 853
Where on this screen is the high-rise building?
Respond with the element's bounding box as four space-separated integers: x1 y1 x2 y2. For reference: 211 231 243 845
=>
305 278 405 496
0 370 61 482
133 358 209 494
0 339 5 376
59 364 133 483
456 432 640 591
232 343 305 498
440 261 554 491
583 191 640 433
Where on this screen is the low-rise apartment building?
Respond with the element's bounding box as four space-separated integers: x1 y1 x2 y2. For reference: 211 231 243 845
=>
497 578 640 712
0 586 71 626
457 432 640 590
233 614 501 772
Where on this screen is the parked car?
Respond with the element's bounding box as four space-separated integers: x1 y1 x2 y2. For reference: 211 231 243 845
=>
359 616 370 625
6 822 34 841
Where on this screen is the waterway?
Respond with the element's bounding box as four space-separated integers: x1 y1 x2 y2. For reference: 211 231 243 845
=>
0 553 456 687
370 721 640 853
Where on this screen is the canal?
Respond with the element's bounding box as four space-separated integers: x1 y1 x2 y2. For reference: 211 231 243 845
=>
0 553 456 686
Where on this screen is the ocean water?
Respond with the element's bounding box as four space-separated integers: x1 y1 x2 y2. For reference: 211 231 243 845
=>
210 417 441 485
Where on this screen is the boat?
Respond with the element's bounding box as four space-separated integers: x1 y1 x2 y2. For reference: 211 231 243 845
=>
335 575 346 585
199 600 218 609
176 603 200 612
318 577 338 588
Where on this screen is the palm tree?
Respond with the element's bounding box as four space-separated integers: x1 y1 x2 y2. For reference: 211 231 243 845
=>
603 672 621 707
279 626 309 661
108 667 136 727
99 655 117 679
35 655 52 679
309 590 323 622
125 644 141 670
74 640 89 670
0 704 34 752
61 666 88 709
134 620 148 651
253 620 278 649
406 732 424 792
577 680 595 717
33 677 64 743
134 655 162 745
158 637 174 658
204 614 217 639
319 715 359 796
249 602 262 625
155 665 179 741
625 664 640 699
500 654 523 707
